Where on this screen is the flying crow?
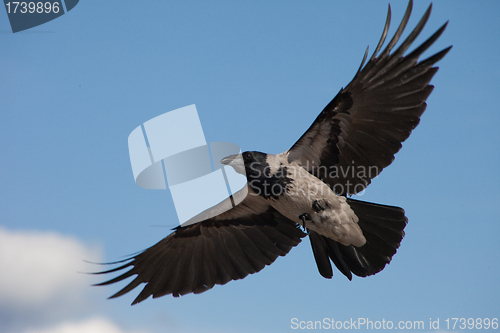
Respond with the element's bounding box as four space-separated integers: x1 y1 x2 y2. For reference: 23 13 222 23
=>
96 0 451 304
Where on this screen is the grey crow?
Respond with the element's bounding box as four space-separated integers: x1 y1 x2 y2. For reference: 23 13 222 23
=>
95 0 451 304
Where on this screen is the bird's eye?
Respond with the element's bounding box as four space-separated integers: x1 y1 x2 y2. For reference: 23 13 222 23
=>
245 153 252 160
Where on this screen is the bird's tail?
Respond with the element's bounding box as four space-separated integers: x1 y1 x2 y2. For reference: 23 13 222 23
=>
309 198 407 280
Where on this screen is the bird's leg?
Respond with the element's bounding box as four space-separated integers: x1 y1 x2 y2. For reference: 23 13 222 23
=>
298 213 311 234
312 200 325 212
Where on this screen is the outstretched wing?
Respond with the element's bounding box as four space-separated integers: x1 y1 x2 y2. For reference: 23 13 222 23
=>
288 0 451 195
94 192 305 305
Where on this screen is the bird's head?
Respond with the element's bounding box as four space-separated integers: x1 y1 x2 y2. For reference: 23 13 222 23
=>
220 151 268 180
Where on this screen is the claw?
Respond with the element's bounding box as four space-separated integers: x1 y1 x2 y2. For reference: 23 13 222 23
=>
298 213 311 234
312 200 325 212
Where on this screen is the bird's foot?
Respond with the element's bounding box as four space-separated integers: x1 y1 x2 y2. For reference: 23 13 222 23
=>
298 213 311 234
312 200 325 212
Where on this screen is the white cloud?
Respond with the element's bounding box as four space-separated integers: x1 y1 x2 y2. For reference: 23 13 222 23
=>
0 226 110 333
0 226 102 308
0 228 155 333
21 317 149 333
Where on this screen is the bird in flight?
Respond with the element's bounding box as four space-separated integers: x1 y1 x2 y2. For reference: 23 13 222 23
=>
95 0 451 305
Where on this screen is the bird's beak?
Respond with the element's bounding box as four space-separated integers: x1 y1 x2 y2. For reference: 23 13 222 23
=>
220 154 246 175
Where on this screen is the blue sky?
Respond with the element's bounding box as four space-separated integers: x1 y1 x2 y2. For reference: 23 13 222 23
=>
1 1 499 332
